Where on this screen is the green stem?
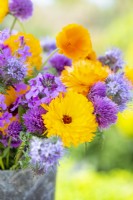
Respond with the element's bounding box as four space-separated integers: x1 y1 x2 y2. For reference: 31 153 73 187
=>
85 142 88 154
0 157 5 170
42 48 59 67
15 141 25 165
6 137 12 168
16 19 26 32
10 17 17 34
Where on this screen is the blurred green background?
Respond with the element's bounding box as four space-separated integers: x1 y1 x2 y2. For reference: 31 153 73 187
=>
1 0 133 199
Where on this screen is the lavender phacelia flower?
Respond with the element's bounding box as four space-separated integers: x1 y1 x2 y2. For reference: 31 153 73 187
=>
92 96 118 129
49 53 72 74
25 73 66 107
99 48 124 72
23 107 46 134
9 0 33 20
88 82 106 100
106 73 131 111
0 44 27 87
6 57 27 82
29 137 64 173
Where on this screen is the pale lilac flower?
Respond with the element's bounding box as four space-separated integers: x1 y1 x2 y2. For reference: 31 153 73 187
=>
99 48 124 72
29 137 64 173
106 73 131 111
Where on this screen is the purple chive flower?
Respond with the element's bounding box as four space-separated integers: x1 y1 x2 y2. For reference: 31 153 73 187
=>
25 73 66 107
23 107 46 134
7 121 22 148
99 48 124 72
93 96 118 129
49 53 72 74
106 73 131 111
29 137 64 174
41 37 56 53
9 0 33 20
88 82 106 100
5 57 27 82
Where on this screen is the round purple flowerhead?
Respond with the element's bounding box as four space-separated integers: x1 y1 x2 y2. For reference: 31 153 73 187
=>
7 121 22 148
9 0 33 20
23 106 46 135
99 48 124 73
93 96 118 129
49 53 72 74
88 82 106 101
29 137 64 174
6 57 27 83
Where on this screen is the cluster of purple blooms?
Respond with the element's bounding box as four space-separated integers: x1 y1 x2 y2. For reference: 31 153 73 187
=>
25 72 66 107
0 21 132 174
87 48 132 129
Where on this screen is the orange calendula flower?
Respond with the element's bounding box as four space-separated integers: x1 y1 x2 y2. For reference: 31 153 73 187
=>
42 91 97 147
4 32 42 76
4 85 29 107
61 59 109 95
0 0 8 23
56 24 93 60
124 66 133 85
86 50 97 61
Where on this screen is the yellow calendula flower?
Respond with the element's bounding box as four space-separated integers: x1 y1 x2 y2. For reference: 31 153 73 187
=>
56 24 92 60
0 0 8 23
124 66 133 85
61 59 109 95
4 32 42 76
42 91 98 147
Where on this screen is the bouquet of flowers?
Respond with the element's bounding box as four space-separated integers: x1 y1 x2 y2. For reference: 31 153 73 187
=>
0 0 133 174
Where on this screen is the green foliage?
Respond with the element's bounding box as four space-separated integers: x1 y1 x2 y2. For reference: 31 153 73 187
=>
56 159 133 200
69 126 133 171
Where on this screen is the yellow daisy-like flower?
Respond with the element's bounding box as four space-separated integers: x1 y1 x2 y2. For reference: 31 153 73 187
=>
4 32 42 76
61 59 109 95
124 66 133 85
0 0 8 23
56 24 92 60
42 91 98 147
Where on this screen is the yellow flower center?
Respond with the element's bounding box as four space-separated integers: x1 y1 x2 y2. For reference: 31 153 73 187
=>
62 115 72 124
